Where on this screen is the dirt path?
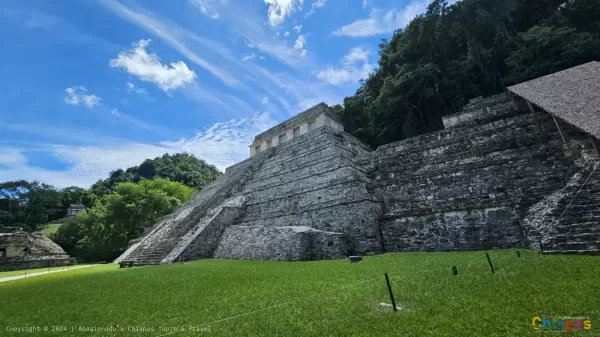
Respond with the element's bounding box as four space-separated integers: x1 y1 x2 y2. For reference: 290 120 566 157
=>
0 265 99 283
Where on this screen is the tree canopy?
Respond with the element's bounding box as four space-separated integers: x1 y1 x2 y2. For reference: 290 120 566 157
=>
90 153 221 197
0 180 62 232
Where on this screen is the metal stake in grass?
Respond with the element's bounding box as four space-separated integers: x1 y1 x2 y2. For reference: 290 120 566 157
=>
384 273 397 312
485 253 495 274
516 251 521 258
452 266 458 275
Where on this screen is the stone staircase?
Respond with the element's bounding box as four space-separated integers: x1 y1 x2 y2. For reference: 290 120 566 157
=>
114 149 275 265
524 147 600 255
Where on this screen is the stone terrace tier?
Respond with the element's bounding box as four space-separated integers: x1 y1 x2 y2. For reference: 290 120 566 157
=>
366 93 599 254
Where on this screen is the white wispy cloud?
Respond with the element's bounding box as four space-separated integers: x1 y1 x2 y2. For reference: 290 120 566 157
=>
316 47 373 85
126 82 150 98
190 0 221 19
262 96 269 104
263 0 304 26
293 24 303 33
293 35 307 56
333 1 429 37
109 108 161 133
110 39 197 92
306 0 325 16
293 35 306 50
64 86 102 108
0 113 278 188
242 52 257 61
283 31 290 37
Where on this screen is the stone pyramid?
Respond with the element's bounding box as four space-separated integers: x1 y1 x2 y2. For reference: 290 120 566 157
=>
115 94 600 266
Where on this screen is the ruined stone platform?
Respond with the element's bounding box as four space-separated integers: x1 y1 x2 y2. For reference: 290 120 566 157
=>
0 228 75 272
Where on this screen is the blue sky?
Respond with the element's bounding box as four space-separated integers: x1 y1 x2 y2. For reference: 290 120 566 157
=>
0 0 435 188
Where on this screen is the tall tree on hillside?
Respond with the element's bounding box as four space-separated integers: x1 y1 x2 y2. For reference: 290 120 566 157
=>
0 180 62 231
53 178 195 262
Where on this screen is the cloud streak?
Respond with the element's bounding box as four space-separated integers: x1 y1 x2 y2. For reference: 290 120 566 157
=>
0 113 277 188
316 47 373 85
333 1 429 37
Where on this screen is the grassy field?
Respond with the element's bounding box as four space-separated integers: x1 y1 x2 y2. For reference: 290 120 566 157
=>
0 249 598 336
36 223 63 237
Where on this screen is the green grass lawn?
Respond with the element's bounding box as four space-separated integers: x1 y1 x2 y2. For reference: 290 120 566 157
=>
0 250 598 336
36 223 63 237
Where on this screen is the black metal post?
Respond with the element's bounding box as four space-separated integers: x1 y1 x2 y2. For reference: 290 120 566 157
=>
485 253 495 274
452 266 458 275
384 273 397 312
516 251 521 258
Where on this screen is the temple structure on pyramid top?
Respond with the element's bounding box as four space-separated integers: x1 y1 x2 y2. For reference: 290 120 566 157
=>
249 103 344 157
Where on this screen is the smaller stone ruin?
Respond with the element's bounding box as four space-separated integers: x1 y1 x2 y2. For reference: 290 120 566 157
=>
65 203 86 218
0 227 75 272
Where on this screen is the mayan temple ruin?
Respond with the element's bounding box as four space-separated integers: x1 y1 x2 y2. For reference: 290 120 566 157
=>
115 62 600 265
0 227 75 272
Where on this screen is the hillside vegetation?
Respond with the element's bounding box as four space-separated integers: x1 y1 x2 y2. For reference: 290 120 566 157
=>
334 0 600 147
90 153 221 197
0 153 220 262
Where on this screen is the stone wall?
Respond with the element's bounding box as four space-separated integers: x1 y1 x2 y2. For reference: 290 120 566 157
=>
214 226 346 261
381 208 523 252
